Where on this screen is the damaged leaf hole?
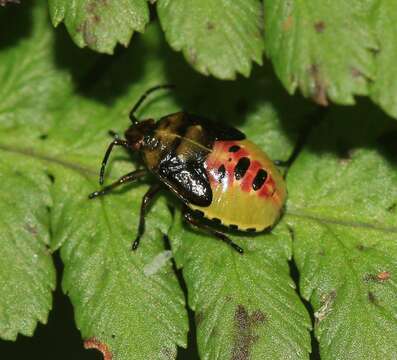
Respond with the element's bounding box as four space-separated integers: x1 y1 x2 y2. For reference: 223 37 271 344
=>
39 133 48 140
231 305 267 360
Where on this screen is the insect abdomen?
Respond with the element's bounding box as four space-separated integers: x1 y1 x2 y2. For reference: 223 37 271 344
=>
189 139 287 232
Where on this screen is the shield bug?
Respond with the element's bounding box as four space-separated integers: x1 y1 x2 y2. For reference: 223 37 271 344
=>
89 85 287 254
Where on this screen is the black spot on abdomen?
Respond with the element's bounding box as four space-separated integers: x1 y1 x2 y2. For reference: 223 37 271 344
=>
252 169 268 191
229 145 240 153
234 157 250 180
217 164 226 182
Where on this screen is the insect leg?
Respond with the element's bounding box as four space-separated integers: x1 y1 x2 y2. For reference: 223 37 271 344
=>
108 130 119 139
98 138 130 185
132 183 162 251
129 84 175 124
182 209 244 255
88 169 147 199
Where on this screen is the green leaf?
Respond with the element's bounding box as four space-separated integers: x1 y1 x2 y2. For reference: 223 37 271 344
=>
0 4 188 357
0 154 55 340
0 3 73 132
369 3 397 119
286 102 397 359
264 0 376 106
157 0 264 79
170 219 311 359
0 2 71 340
48 0 149 54
165 67 313 359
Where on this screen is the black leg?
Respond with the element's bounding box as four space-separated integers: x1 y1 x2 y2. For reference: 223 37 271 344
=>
108 130 119 139
132 183 162 251
98 138 130 185
182 209 244 254
129 84 175 124
88 169 147 199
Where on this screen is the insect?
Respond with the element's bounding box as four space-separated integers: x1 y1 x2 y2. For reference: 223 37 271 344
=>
89 85 287 254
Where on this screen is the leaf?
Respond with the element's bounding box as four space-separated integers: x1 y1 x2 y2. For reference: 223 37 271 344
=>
170 219 311 360
48 0 149 54
164 66 313 358
0 1 72 340
0 4 188 357
369 3 397 119
264 0 377 106
157 0 264 79
0 3 74 132
286 102 397 359
0 154 55 340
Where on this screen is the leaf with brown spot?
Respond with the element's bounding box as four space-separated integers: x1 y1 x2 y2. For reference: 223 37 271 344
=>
157 0 264 79
231 305 266 360
0 5 189 357
287 103 397 359
264 0 376 106
48 0 149 53
171 215 311 359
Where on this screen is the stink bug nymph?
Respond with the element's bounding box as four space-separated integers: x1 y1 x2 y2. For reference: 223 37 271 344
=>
89 85 287 254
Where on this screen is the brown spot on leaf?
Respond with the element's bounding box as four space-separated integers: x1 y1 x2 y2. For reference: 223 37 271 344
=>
207 21 215 30
196 311 204 325
368 291 377 304
351 67 363 78
314 290 336 323
84 338 112 360
364 271 390 283
377 271 391 282
250 310 266 324
282 15 293 31
314 21 325 33
188 47 197 65
308 64 328 106
24 223 38 236
231 305 267 360
356 244 365 251
161 346 175 360
83 23 97 47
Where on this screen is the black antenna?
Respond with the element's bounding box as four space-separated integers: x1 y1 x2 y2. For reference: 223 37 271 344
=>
129 84 175 124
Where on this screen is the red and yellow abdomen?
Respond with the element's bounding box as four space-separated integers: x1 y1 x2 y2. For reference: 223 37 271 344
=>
189 140 287 231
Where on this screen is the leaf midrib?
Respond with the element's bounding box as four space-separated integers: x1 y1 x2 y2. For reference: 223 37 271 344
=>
0 143 97 178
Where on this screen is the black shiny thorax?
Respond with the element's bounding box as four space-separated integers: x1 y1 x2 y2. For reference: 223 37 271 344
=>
131 112 245 208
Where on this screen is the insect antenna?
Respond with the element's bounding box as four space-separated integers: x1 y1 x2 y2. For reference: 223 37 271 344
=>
129 84 175 124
